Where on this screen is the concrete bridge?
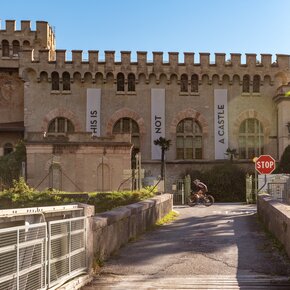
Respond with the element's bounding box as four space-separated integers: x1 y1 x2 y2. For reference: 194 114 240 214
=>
82 202 290 289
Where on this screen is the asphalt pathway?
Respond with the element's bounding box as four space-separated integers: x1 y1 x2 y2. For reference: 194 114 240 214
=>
83 203 290 289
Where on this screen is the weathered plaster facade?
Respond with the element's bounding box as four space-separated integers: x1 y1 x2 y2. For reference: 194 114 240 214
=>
1 20 290 191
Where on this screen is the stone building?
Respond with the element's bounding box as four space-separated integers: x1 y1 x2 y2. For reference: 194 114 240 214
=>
0 20 290 192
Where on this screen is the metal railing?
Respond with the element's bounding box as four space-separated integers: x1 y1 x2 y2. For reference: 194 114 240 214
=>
0 223 47 290
174 179 185 204
48 217 86 289
0 216 86 290
267 182 290 204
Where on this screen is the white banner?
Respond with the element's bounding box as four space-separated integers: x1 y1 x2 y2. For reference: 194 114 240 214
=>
151 88 165 159
86 88 101 136
214 89 228 159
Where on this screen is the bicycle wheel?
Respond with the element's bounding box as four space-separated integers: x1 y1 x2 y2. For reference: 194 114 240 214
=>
204 194 214 206
187 195 198 207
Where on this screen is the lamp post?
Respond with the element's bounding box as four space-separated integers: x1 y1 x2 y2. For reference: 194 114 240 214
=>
252 157 258 202
102 148 107 192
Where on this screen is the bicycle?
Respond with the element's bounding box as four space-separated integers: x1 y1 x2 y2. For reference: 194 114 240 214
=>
187 191 215 207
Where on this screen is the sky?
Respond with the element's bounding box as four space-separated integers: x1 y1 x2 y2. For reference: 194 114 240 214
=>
1 0 290 62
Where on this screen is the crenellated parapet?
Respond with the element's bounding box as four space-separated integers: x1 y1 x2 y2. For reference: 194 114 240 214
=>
0 20 55 60
18 48 290 86
4 20 288 86
23 48 290 68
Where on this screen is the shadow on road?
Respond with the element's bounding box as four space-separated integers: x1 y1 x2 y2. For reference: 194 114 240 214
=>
96 203 290 287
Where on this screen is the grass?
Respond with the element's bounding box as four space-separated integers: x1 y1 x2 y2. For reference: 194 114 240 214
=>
156 210 179 226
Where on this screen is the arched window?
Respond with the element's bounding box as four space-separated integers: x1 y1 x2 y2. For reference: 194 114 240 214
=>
242 75 250 93
191 74 199 93
180 74 188 92
48 117 74 134
62 72 70 91
51 72 59 90
40 71 48 82
176 118 202 159
128 73 135 92
3 143 13 155
239 118 264 159
253 75 260 93
2 40 9 57
23 40 30 47
12 40 20 56
117 73 125 91
113 117 140 165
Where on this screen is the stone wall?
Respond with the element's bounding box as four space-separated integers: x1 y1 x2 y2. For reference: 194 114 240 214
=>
92 193 173 261
257 194 290 257
25 135 132 192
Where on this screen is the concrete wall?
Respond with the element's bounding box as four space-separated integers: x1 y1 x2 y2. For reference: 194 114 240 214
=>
257 194 290 257
91 193 173 261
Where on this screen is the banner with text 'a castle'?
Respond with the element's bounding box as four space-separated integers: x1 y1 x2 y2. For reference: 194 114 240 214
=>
214 89 228 159
86 88 101 137
151 88 165 160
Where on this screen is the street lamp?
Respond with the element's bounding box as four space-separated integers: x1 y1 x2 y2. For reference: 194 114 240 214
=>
102 148 107 191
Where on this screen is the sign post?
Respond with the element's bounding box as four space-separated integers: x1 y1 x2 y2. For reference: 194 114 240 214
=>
254 154 276 201
255 155 276 175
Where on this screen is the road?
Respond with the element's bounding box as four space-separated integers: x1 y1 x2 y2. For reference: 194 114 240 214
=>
83 203 290 289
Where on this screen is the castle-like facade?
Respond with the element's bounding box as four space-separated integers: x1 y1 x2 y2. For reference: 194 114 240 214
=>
1 20 290 192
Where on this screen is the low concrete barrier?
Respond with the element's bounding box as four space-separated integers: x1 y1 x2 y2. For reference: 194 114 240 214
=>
92 193 173 261
257 194 290 257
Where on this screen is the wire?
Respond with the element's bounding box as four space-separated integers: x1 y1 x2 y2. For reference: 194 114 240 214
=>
61 171 83 192
35 172 50 190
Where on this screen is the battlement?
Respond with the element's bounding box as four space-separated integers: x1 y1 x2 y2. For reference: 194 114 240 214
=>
1 20 289 72
0 20 54 36
26 49 289 68
0 20 56 57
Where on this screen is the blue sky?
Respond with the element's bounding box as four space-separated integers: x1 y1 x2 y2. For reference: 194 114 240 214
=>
1 0 290 62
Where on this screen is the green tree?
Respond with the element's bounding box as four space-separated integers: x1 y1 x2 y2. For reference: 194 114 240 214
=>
276 145 290 173
0 141 26 188
153 137 171 180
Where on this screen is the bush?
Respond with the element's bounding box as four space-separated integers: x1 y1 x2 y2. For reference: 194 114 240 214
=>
0 141 26 189
186 163 246 202
0 178 60 208
276 145 290 173
0 179 156 212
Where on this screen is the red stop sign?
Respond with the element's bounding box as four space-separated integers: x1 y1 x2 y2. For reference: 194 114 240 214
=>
255 155 276 174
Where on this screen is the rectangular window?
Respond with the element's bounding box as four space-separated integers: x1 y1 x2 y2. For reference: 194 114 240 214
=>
123 119 130 133
176 137 184 159
185 137 193 159
177 149 184 159
58 118 65 132
195 148 202 159
239 136 246 159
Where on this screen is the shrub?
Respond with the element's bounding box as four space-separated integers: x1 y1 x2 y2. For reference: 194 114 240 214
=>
0 179 156 212
0 178 59 208
276 145 290 173
186 163 246 202
0 141 26 189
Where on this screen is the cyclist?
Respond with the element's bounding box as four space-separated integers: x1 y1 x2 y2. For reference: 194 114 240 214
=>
193 179 208 199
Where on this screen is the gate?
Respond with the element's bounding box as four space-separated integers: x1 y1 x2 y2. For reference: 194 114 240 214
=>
246 174 255 203
0 216 87 290
48 217 86 289
173 175 191 205
267 182 288 203
0 223 47 290
173 179 185 204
